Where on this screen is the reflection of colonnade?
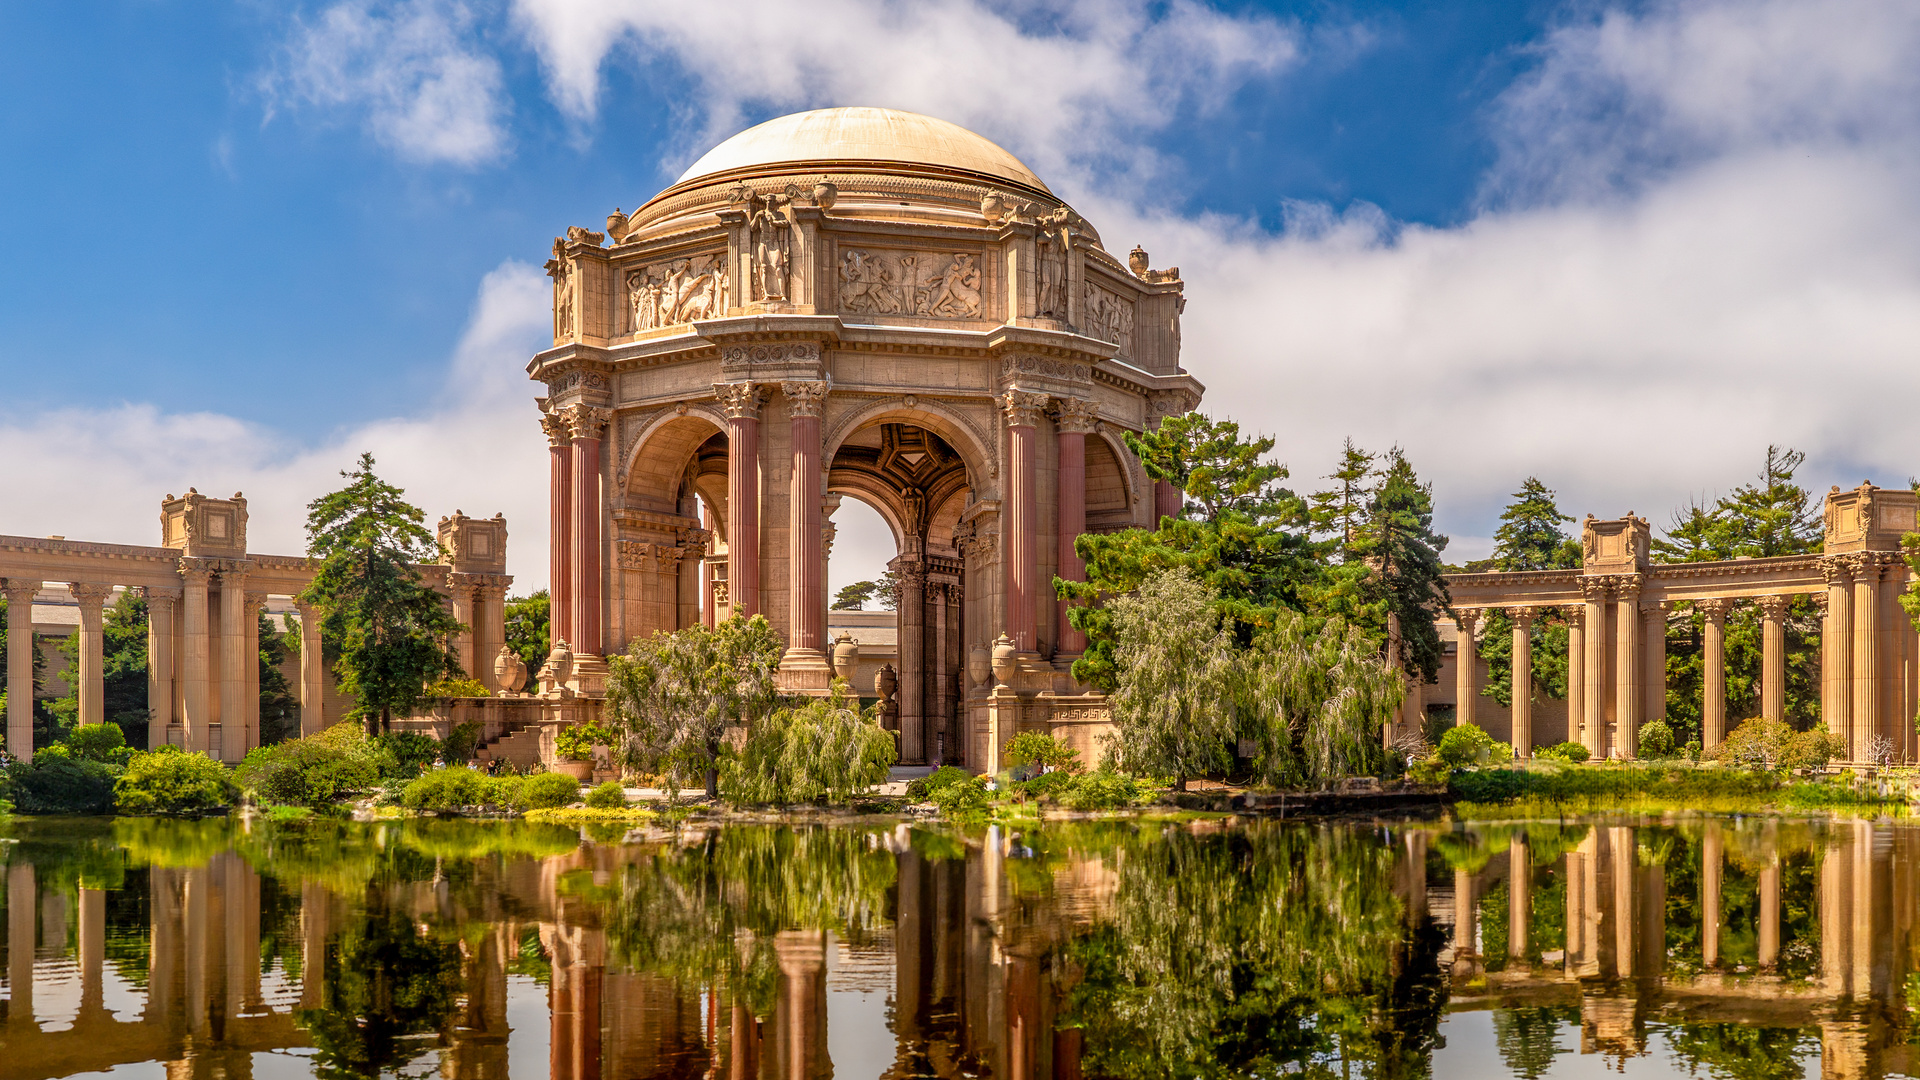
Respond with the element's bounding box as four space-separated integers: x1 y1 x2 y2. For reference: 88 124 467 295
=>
1438 483 1920 762
0 496 511 760
1444 820 1920 1076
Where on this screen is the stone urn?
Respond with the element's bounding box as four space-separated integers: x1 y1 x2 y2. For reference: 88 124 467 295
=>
538 639 574 693
493 644 527 697
831 631 859 686
812 181 838 209
1129 245 1150 276
875 663 898 707
968 644 991 690
979 191 1005 224
990 633 1018 688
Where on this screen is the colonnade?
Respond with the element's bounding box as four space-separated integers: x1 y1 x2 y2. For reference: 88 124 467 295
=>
1444 489 1920 762
0 495 511 760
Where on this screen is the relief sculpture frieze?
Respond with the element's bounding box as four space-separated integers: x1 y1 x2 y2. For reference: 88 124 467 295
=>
626 253 729 332
1082 281 1135 356
838 248 983 318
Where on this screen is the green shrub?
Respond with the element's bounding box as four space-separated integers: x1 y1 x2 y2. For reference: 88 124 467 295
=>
1449 762 1783 807
1059 771 1147 811
522 771 582 810
1638 719 1675 757
1436 725 1494 767
584 780 627 809
424 677 491 698
929 774 992 816
1004 732 1081 773
400 767 496 811
236 725 382 807
66 723 132 764
1712 719 1838 771
370 732 441 780
1021 769 1075 801
1407 755 1453 787
442 721 482 764
8 755 118 814
488 774 525 811
723 692 896 805
114 748 236 815
1538 741 1591 763
1488 741 1515 764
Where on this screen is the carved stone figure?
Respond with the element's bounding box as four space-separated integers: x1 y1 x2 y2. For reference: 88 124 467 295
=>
1082 281 1135 353
627 253 728 331
840 249 901 314
746 192 794 302
1033 208 1077 319
925 253 982 318
838 248 982 318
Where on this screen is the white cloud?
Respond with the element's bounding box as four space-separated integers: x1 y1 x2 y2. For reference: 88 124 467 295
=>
265 0 509 167
0 263 553 589
508 0 1299 184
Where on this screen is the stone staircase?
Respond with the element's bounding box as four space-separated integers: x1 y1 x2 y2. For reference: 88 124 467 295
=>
473 727 543 771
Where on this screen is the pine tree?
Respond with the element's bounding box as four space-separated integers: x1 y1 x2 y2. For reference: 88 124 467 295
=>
832 581 877 610
1360 450 1451 684
1479 479 1578 709
299 453 464 733
1308 438 1375 557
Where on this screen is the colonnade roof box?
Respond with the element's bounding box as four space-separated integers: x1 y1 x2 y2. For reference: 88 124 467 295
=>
438 511 508 574
1581 513 1651 575
160 489 249 558
1823 483 1919 553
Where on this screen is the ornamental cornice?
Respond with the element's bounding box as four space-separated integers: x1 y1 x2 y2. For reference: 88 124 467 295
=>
722 341 824 368
178 556 252 576
0 535 179 563
610 507 703 534
997 353 1091 387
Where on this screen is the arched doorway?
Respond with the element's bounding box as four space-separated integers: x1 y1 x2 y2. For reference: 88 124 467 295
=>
829 420 971 765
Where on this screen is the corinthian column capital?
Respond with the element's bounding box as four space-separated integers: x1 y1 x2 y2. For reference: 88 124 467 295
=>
539 410 572 448
553 402 611 441
714 381 766 420
1505 606 1537 629
1696 597 1732 621
1053 396 1099 434
68 582 113 607
1000 389 1050 427
781 379 831 418
1756 594 1791 620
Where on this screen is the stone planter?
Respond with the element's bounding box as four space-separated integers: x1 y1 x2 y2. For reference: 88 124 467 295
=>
554 759 594 781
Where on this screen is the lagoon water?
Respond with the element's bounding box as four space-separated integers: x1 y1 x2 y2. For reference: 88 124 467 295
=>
0 812 1907 1078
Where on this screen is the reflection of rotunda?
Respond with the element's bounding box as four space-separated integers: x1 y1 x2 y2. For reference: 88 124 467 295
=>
531 106 1202 767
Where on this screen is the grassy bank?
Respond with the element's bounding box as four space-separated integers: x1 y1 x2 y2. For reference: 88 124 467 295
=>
1449 762 1909 817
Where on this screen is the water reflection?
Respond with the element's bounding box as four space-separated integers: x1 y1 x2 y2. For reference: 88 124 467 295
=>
2 813 1917 1077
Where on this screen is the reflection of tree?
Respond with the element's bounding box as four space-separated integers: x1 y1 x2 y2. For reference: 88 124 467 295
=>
598 826 897 1011
1058 821 1440 1078
1493 1007 1571 1078
298 898 461 1079
1664 1022 1815 1080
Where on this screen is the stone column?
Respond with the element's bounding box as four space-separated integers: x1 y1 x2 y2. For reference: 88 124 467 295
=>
1509 835 1530 960
219 569 248 760
932 583 951 765
180 565 212 754
1614 578 1641 759
1454 609 1478 728
1154 480 1181 524
1001 390 1048 653
70 583 113 728
1582 582 1608 757
566 405 610 660
1760 850 1781 969
1566 604 1585 748
717 382 765 618
449 577 476 680
1702 821 1722 968
782 380 830 664
294 599 325 735
1699 599 1730 749
543 411 574 652
145 587 177 749
3 579 39 760
1643 599 1668 730
1508 608 1534 756
898 563 928 763
79 885 105 1016
8 862 33 1027
244 592 266 754
1453 867 1475 962
1054 399 1097 656
1759 594 1789 721
1824 559 1854 741
1852 556 1882 762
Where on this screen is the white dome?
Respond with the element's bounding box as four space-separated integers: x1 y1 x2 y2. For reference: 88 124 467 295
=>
675 107 1051 194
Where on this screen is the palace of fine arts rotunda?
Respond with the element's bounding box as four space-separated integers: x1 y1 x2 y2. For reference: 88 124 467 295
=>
531 106 1200 769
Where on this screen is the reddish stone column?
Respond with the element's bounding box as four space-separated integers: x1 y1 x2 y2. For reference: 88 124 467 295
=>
566 406 610 658
1154 479 1182 524
783 380 830 657
717 383 765 618
542 411 574 649
1054 398 1097 656
1002 390 1048 653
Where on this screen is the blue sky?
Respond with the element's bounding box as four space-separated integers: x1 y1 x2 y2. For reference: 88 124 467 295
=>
4 0 1919 591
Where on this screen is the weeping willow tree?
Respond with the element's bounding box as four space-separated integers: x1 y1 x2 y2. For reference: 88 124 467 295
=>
1105 568 1403 789
605 615 783 798
724 682 896 805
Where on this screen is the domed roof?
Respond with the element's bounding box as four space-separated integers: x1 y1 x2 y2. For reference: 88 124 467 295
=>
675 107 1051 194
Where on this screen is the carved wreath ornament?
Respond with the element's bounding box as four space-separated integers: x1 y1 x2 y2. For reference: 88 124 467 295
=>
721 343 821 366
